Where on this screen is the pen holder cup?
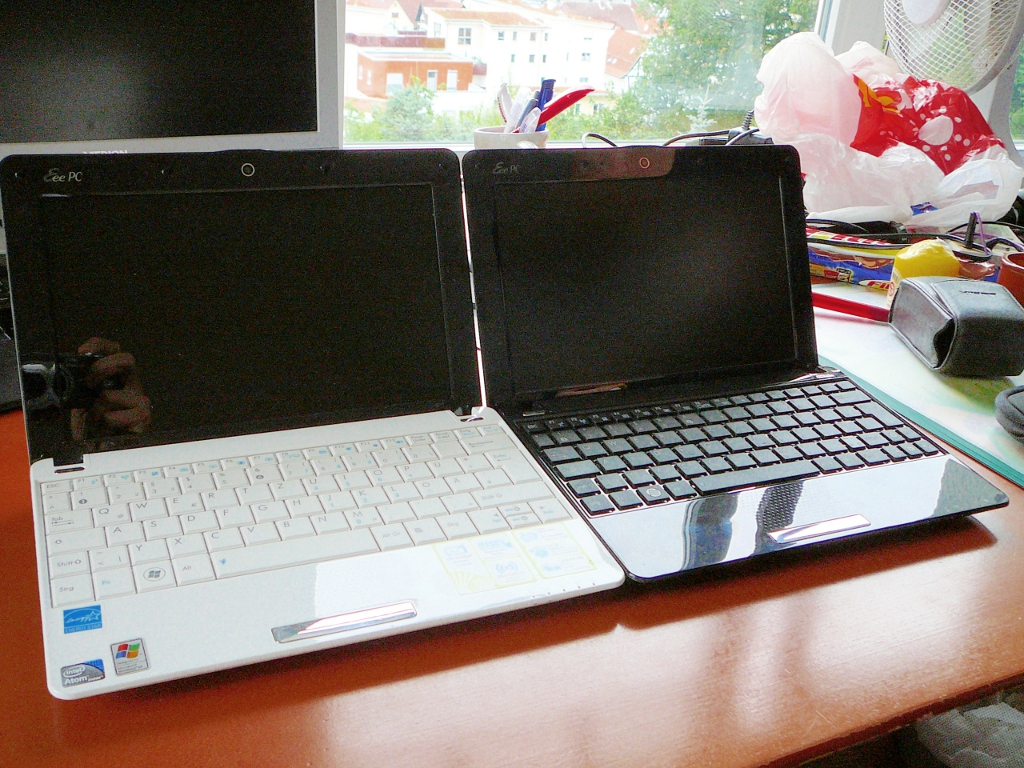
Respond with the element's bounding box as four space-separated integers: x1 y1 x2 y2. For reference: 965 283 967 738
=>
473 126 549 149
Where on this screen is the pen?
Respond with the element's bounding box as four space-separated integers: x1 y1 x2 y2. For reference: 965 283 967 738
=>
504 88 534 133
536 78 555 127
537 88 594 126
811 292 890 322
514 98 538 131
497 83 512 124
517 107 541 134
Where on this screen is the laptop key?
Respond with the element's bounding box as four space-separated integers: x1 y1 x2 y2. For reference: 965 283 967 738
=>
596 456 628 473
812 456 843 473
638 486 670 504
622 452 654 469
603 438 633 454
605 423 633 437
543 446 580 464
674 444 703 461
623 469 655 487
211 528 379 578
583 495 615 515
857 448 889 466
568 478 601 497
691 460 819 495
628 435 659 451
677 461 708 478
596 474 629 492
649 448 678 465
702 457 731 473
651 465 681 482
609 490 643 510
665 480 698 500
577 442 609 459
555 460 601 480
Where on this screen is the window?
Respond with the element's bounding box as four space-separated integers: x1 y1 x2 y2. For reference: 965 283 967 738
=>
344 0 825 144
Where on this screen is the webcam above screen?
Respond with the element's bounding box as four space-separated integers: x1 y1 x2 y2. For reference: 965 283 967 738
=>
0 0 341 159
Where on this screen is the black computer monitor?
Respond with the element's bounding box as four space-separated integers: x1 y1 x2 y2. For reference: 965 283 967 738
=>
0 0 341 158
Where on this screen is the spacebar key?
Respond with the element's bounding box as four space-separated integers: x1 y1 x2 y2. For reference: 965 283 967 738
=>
212 529 380 578
691 461 819 495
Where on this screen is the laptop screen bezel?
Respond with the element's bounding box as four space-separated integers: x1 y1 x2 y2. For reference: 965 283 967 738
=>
1 148 479 465
462 145 819 412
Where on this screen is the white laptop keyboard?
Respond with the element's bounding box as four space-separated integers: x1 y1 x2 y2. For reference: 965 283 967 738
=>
41 426 571 608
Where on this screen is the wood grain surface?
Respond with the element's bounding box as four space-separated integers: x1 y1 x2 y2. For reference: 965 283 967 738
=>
3 408 1023 768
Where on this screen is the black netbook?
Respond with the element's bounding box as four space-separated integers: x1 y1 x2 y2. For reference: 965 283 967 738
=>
462 145 1008 581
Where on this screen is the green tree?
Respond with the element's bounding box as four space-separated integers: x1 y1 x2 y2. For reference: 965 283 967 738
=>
374 79 437 141
634 0 816 127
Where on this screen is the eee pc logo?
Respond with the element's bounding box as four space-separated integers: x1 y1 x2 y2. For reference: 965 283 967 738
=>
43 168 83 183
492 162 518 175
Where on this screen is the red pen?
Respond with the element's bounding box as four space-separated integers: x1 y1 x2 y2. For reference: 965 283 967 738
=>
811 292 890 322
538 88 595 127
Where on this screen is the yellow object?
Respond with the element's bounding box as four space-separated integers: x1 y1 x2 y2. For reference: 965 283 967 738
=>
886 239 960 306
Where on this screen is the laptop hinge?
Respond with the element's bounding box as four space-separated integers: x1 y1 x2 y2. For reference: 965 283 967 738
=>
53 449 86 469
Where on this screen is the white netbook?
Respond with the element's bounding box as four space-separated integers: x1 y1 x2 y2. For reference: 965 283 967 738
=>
0 148 624 699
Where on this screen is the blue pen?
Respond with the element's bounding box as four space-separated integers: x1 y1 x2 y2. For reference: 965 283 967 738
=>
536 78 555 129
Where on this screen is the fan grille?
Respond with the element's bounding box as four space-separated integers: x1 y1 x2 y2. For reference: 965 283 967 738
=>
885 0 1022 91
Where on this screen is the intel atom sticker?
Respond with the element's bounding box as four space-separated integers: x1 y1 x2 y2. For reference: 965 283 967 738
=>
61 659 105 688
63 605 102 634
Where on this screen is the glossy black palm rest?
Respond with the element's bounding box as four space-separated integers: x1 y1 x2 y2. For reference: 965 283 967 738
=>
519 376 938 514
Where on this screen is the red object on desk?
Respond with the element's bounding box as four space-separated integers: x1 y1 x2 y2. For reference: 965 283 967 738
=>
812 291 890 322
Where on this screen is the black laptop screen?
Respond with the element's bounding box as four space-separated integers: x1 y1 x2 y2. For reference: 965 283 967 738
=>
492 172 797 397
34 184 452 445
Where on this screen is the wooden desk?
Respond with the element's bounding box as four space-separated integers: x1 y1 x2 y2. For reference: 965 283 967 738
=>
3 406 1024 768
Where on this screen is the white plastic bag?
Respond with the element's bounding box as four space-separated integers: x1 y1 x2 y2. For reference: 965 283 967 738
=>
754 33 1023 228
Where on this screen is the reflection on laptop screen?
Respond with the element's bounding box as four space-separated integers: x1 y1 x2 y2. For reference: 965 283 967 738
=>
493 174 798 396
37 184 452 440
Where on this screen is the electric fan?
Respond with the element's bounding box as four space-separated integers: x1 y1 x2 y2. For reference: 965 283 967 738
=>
884 0 1024 163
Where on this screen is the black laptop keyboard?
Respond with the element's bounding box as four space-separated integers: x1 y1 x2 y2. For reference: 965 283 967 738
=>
516 378 941 516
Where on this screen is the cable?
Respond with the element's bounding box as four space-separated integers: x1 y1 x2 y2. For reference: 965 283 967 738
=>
661 129 731 147
724 128 760 145
805 218 873 234
582 132 617 147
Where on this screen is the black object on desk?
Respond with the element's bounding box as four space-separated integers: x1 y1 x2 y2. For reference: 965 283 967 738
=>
890 277 1024 377
996 386 1024 441
0 334 21 412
